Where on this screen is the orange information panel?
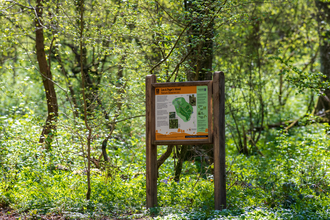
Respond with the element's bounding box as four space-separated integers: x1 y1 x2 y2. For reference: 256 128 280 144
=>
155 85 208 141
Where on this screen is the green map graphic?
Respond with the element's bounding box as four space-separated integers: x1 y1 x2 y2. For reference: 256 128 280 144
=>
172 97 193 122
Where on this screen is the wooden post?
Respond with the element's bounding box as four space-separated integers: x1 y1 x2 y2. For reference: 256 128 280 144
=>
146 75 157 208
213 71 226 210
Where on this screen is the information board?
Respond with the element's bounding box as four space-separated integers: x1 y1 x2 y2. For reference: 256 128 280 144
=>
146 73 226 210
155 85 209 141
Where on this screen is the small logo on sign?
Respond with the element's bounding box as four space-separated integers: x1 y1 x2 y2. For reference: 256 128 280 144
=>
156 89 159 94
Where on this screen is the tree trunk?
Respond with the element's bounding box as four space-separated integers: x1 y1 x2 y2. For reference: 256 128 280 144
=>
174 145 188 182
77 0 92 200
185 0 214 81
315 0 330 117
35 0 58 147
173 0 215 182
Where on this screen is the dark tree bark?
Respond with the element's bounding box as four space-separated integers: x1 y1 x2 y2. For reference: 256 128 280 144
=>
174 145 188 182
35 0 58 147
315 0 330 116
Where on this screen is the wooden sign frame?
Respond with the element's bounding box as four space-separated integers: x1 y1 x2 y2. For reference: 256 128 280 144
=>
146 72 226 210
152 81 213 145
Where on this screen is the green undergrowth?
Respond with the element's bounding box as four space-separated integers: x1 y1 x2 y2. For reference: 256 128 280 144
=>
1 112 330 219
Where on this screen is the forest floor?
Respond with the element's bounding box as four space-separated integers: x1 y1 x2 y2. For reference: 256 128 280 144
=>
0 207 65 220
0 207 150 220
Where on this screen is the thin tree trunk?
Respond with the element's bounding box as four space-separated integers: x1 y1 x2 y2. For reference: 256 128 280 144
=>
78 0 91 200
35 0 58 147
174 145 188 182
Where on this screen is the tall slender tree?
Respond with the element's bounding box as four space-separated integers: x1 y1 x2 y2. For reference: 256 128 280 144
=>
35 0 58 147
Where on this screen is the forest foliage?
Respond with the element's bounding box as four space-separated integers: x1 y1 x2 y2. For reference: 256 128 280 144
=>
1 0 330 219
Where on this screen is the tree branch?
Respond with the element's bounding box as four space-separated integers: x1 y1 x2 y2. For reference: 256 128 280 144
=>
149 23 190 74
